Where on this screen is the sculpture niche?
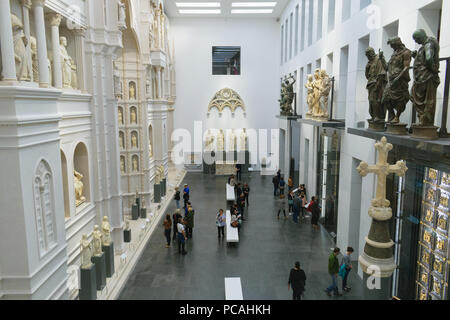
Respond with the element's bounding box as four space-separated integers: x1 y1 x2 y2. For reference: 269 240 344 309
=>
60 37 77 89
12 14 31 81
279 74 296 116
74 169 86 206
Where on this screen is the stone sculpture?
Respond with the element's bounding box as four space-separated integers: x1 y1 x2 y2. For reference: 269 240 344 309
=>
229 130 236 152
129 82 136 100
382 37 412 127
240 128 248 151
131 132 138 148
132 156 138 171
60 37 74 88
74 169 86 207
92 225 103 256
319 70 331 119
101 216 111 246
217 129 225 151
113 62 122 98
130 108 137 123
119 132 124 148
365 47 388 128
205 130 214 152
70 57 78 89
356 137 408 277
305 74 314 117
279 74 296 116
410 29 440 139
11 14 31 81
80 234 93 269
118 1 126 29
120 156 125 173
31 36 39 82
149 142 153 158
125 217 130 231
118 108 123 124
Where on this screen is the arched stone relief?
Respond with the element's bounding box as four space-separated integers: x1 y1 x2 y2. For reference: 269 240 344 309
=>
60 150 70 219
131 131 138 148
130 106 137 124
73 142 90 208
118 106 124 125
33 159 57 257
207 88 246 114
132 155 139 172
129 81 136 100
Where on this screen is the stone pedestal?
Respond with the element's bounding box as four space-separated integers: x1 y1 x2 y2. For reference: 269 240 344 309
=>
140 207 147 219
386 123 408 136
154 183 161 203
368 120 386 132
102 243 115 278
91 253 106 290
79 264 97 300
123 229 131 243
411 125 439 140
162 178 166 196
136 198 141 211
131 204 139 220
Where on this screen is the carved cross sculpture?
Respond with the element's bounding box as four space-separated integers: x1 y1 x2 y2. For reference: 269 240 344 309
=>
357 137 408 208
356 136 408 278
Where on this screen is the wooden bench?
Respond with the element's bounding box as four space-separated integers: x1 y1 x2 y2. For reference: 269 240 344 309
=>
226 210 239 244
225 277 243 300
226 183 235 206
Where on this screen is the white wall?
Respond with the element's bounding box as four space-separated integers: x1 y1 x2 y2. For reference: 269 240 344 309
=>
171 18 280 163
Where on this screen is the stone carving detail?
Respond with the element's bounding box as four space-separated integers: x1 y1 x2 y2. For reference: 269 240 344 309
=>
279 74 296 116
120 156 125 173
365 47 387 123
208 88 246 113
11 14 31 81
319 70 331 118
228 130 236 151
30 36 52 85
92 225 103 256
356 137 408 278
205 130 214 152
80 234 93 269
132 155 139 172
129 81 136 100
118 0 126 30
240 128 248 151
217 129 225 151
74 169 86 206
102 216 111 246
60 37 77 88
131 131 138 148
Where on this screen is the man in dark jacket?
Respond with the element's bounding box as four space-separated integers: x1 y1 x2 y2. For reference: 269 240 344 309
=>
237 193 246 221
243 184 250 206
183 191 189 208
185 206 195 238
288 261 307 300
325 248 342 296
172 209 182 241
292 193 302 224
235 183 243 199
272 175 279 196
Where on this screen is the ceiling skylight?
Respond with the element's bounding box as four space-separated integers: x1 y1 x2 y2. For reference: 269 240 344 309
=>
175 2 221 7
179 9 222 14
231 9 274 13
231 2 277 7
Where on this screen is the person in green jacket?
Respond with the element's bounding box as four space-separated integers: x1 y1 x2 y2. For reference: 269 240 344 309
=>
185 206 195 239
325 247 342 297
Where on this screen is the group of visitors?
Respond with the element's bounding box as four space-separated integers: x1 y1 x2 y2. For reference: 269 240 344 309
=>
162 184 195 255
288 246 354 300
224 174 251 234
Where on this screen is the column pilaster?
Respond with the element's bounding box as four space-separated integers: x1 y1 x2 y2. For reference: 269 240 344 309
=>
73 28 87 92
47 13 62 88
0 0 17 82
33 0 50 88
21 0 33 82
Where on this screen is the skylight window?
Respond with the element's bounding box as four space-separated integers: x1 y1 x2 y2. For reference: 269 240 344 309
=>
176 2 221 7
231 2 277 7
179 9 221 14
231 9 274 13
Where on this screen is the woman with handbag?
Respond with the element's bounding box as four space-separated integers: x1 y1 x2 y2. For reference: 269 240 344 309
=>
216 209 226 238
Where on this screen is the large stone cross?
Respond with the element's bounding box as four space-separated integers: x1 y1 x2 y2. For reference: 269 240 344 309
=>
357 137 408 208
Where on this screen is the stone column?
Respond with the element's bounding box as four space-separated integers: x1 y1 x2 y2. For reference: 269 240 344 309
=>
33 0 50 88
0 0 17 82
155 66 162 99
161 67 165 99
73 28 87 92
21 0 33 82
47 13 62 88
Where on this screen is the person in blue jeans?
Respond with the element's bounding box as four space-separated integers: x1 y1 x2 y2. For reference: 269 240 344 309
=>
341 247 354 292
325 248 342 296
292 193 301 224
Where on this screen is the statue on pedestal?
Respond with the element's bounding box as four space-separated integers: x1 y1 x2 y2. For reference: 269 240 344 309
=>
365 47 388 125
229 130 236 152
11 14 31 81
217 129 225 152
60 37 74 88
305 74 314 117
410 29 440 138
240 128 248 151
92 225 103 256
101 216 111 246
74 169 86 207
279 74 296 116
356 137 408 277
205 130 214 152
129 82 136 100
132 156 139 171
131 132 138 148
80 234 93 269
70 57 78 89
130 108 137 124
319 70 331 119
382 37 412 125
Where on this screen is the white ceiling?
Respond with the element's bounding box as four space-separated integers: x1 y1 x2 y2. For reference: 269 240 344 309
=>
164 0 289 19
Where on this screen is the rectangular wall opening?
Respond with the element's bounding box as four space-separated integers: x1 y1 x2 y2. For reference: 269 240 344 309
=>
317 0 323 41
299 67 305 115
281 24 284 65
417 0 442 42
328 0 335 32
360 0 371 10
315 58 322 70
304 138 310 188
336 45 349 120
382 20 399 59
289 12 294 60
342 0 351 22
356 35 370 125
285 19 289 63
295 5 299 56
301 0 306 51
308 0 314 47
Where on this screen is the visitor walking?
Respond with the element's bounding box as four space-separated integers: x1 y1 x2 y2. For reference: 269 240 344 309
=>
341 247 354 292
300 193 307 220
177 217 187 255
299 184 307 200
185 206 195 238
235 183 243 199
163 214 172 247
243 183 250 206
288 261 307 300
325 248 342 296
288 191 294 215
272 174 279 196
183 190 189 208
228 174 236 186
292 193 301 224
238 193 246 221
236 163 242 181
311 197 321 231
174 187 181 209
172 209 182 241
216 209 226 238
276 195 287 219
288 176 294 192
279 177 286 197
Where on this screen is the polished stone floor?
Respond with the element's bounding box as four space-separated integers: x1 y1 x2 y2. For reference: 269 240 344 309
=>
119 172 388 300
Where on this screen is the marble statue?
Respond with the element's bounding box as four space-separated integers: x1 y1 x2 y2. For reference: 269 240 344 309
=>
356 137 408 277
159 165 165 181
101 216 111 246
92 225 103 256
125 217 130 231
279 74 296 116
130 108 137 123
11 14 31 81
410 29 440 127
205 130 214 152
240 128 248 151
131 132 137 148
132 156 139 171
382 37 412 124
120 156 125 173
70 57 78 89
305 74 314 117
74 169 86 207
312 69 323 117
217 129 225 151
31 36 39 82
80 234 93 269
60 37 74 88
129 82 136 100
229 130 236 151
118 108 123 124
365 47 388 123
319 70 331 118
118 1 126 28
119 132 124 148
